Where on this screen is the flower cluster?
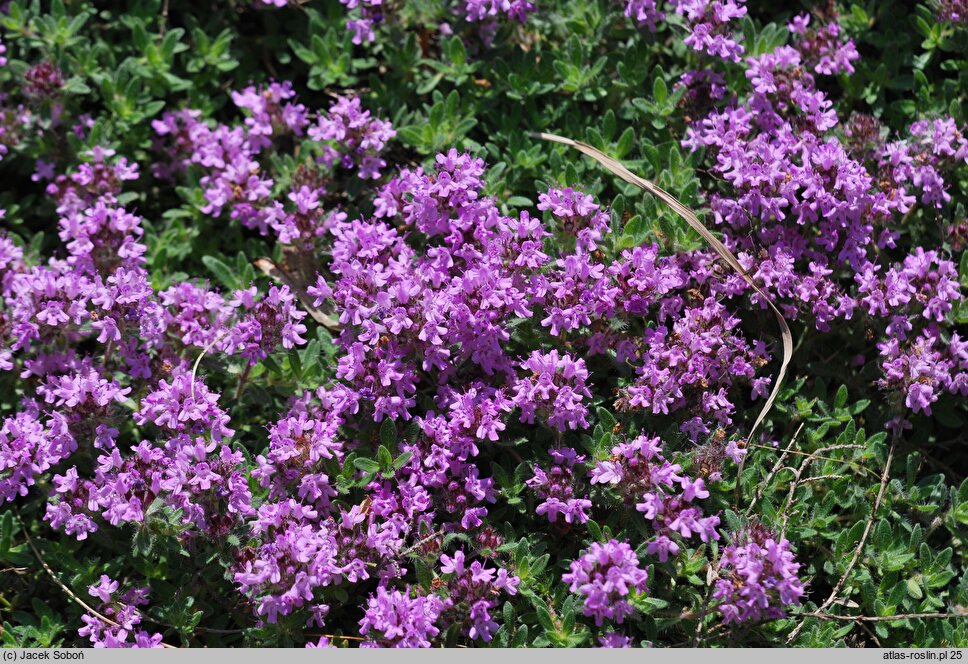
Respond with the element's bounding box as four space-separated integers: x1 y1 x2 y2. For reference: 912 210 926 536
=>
308 96 396 180
152 89 392 247
328 0 535 44
713 526 805 624
562 540 649 626
463 0 536 23
0 410 75 503
598 632 634 647
669 0 748 61
513 350 592 430
438 550 521 641
623 0 748 61
359 586 445 647
526 447 592 524
624 0 663 30
788 13 860 75
591 434 720 561
936 0 968 24
134 373 234 441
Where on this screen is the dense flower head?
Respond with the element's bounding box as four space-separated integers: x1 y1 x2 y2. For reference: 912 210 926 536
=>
134 373 235 442
152 90 392 244
513 350 592 430
46 433 254 540
308 96 395 179
669 0 748 61
463 0 536 22
563 540 649 626
46 146 140 216
227 285 309 363
23 61 64 100
598 632 634 647
936 0 968 23
592 434 720 561
328 0 536 44
231 80 309 147
438 549 520 641
526 447 592 524
233 500 342 623
359 586 445 647
713 525 805 624
0 410 76 503
788 12 860 75
327 0 535 42
877 332 967 419
538 186 611 253
251 405 343 507
624 0 663 30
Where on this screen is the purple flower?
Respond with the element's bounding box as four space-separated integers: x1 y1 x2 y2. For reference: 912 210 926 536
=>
714 526 805 624
513 350 592 430
359 586 444 648
527 447 592 524
309 96 395 179
134 373 234 441
0 411 77 503
563 540 649 626
436 550 519 641
79 576 164 648
598 632 633 648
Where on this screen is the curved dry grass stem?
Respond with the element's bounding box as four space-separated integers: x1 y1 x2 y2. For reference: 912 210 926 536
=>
535 132 794 457
190 332 228 402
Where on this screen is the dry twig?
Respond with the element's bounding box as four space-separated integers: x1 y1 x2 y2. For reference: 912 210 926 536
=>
804 611 968 623
787 436 898 643
747 423 803 515
19 516 177 648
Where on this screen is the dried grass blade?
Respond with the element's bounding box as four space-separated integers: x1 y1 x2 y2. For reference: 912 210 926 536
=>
535 131 793 446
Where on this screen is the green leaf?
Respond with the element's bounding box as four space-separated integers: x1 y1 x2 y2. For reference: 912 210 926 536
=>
201 255 239 291
353 458 380 473
596 407 617 430
415 560 433 589
722 509 743 534
392 451 413 470
379 418 397 448
287 348 302 379
834 384 848 409
0 511 12 555
653 76 668 105
377 445 393 471
535 605 555 633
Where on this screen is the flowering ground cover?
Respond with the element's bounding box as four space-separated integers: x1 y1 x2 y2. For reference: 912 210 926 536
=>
0 0 967 649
